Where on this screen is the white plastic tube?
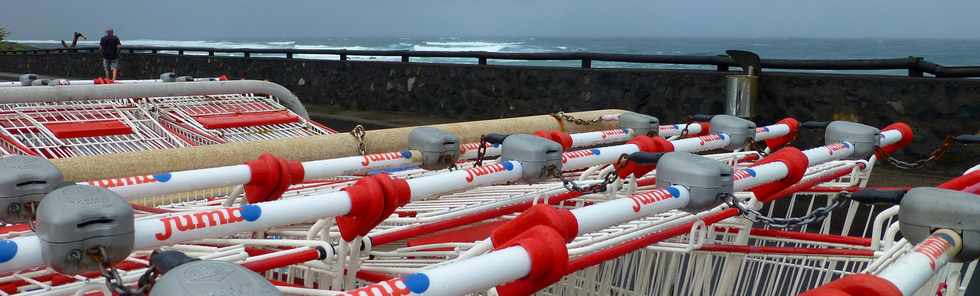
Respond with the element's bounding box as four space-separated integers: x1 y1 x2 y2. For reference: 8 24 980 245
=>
753 123 790 141
877 229 962 295
0 189 352 273
658 123 704 138
571 186 690 235
569 129 634 147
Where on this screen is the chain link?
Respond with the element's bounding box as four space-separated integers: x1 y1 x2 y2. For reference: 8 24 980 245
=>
551 111 602 126
473 135 490 167
349 124 367 156
561 154 629 194
722 192 851 228
94 246 156 296
875 136 956 170
678 118 697 138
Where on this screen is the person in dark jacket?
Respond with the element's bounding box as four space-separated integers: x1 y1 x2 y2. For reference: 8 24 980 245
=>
99 28 122 80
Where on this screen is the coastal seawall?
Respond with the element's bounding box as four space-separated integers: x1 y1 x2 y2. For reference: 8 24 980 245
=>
0 52 977 166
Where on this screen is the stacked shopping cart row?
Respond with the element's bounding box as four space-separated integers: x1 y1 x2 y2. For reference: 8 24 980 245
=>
0 80 974 296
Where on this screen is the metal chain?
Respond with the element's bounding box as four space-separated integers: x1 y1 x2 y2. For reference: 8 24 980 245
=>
875 136 956 170
350 124 367 156
551 111 602 126
561 154 629 194
94 246 156 296
678 118 696 138
721 192 852 228
473 135 489 167
562 171 618 194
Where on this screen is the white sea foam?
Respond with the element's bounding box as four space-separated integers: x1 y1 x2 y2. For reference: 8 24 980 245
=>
414 41 523 52
293 44 379 51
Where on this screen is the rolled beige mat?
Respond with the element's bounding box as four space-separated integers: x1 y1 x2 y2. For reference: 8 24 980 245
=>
51 109 626 182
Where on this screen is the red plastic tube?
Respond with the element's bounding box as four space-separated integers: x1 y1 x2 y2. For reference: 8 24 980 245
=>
568 208 739 272
800 274 902 296
712 227 872 247
938 170 980 192
763 117 801 150
758 162 864 203
240 247 326 273
749 228 872 247
370 191 583 246
698 244 873 257
369 177 658 246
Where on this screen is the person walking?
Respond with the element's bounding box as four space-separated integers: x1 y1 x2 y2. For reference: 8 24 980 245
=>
99 28 122 80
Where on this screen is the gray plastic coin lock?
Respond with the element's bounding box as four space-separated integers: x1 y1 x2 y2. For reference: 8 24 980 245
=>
159 72 178 82
151 260 282 296
500 134 564 184
655 152 734 212
618 112 659 137
824 121 881 160
709 115 757 150
36 185 135 275
408 127 461 170
900 187 980 262
0 155 64 224
19 74 38 86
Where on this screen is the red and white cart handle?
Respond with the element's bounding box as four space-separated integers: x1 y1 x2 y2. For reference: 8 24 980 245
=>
0 120 801 273
802 229 962 296
85 120 795 202
562 121 795 171
85 126 638 200
357 124 909 296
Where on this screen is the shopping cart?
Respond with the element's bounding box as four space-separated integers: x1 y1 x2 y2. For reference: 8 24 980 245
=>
235 151 843 294
0 99 187 159
149 94 335 145
0 115 928 296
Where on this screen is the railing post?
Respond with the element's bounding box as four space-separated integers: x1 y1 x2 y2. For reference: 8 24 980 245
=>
908 56 924 77
244 50 251 59
178 50 184 56
717 64 730 71
581 58 592 69
340 53 348 61
401 55 410 63
478 57 488 65
286 52 293 59
151 49 158 54
208 50 215 57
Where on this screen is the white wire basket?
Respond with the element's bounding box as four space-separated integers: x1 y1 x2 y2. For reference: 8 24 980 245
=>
149 94 335 145
0 99 186 159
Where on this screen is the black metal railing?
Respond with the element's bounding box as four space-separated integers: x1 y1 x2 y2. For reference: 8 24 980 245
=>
3 46 979 78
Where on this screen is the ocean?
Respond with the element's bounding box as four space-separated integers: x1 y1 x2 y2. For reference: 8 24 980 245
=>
10 37 980 75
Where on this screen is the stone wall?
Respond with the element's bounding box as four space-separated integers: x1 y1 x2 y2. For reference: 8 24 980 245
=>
1 52 977 168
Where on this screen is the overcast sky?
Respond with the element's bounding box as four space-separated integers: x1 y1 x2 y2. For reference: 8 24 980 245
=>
2 0 978 40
